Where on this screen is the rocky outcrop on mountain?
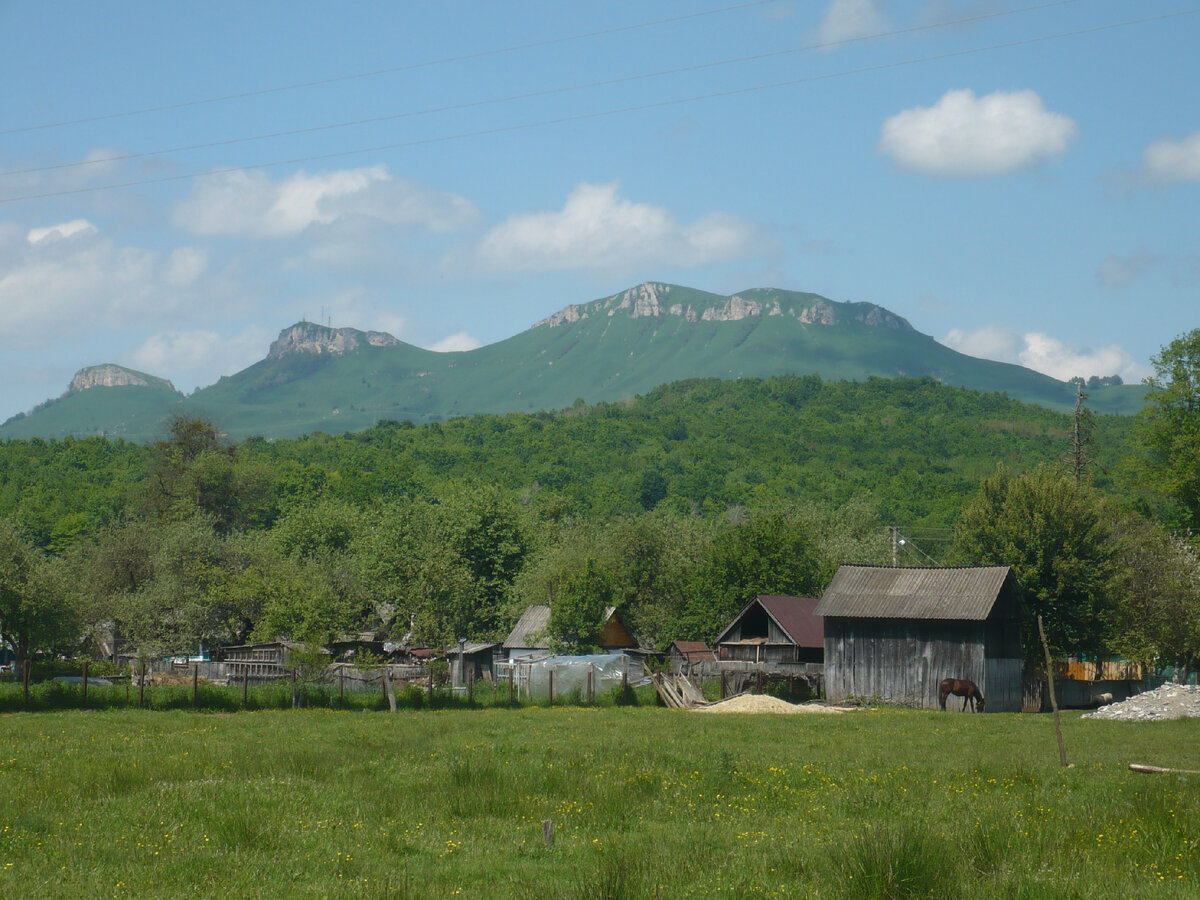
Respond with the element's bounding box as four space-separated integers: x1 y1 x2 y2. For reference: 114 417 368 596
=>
70 364 175 392
268 322 400 359
536 282 912 331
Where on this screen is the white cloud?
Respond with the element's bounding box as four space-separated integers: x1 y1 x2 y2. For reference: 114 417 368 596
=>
126 325 273 392
163 246 209 287
880 89 1077 176
942 325 1149 382
818 0 889 46
0 226 161 343
1142 131 1200 182
173 165 479 237
26 219 97 243
0 226 218 347
427 332 484 353
476 182 761 273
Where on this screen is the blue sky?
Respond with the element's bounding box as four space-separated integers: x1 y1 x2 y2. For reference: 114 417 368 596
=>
2 0 1198 422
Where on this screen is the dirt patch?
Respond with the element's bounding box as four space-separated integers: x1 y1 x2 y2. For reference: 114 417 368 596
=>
694 694 854 714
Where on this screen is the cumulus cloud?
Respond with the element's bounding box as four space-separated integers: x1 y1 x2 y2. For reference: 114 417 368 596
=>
126 325 273 392
427 332 484 353
0 224 214 346
173 165 479 237
880 89 1077 176
942 325 1148 382
26 219 98 244
818 0 889 46
476 182 761 273
1142 131 1200 182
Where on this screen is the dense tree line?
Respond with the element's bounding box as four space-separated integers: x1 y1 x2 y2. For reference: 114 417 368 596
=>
2 357 1198 679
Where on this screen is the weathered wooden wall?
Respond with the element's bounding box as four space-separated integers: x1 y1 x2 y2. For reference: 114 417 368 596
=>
824 618 1022 712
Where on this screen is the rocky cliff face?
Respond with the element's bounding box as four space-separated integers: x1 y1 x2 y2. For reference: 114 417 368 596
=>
535 282 912 331
267 322 400 359
70 364 175 392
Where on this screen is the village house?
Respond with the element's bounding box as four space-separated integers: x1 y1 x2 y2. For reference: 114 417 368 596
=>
714 595 824 664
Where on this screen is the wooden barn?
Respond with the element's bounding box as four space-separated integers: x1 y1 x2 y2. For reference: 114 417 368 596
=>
715 595 824 664
816 566 1023 712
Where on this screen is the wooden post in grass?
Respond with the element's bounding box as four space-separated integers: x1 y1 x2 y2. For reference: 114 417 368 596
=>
548 668 555 706
192 664 198 705
242 667 249 707
82 659 89 704
543 819 554 847
1038 615 1068 767
138 660 146 708
508 670 514 705
338 668 344 707
720 671 727 700
428 667 434 705
467 669 474 705
383 667 397 713
22 659 30 704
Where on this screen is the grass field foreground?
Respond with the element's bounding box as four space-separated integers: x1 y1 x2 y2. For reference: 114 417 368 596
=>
1 705 1198 898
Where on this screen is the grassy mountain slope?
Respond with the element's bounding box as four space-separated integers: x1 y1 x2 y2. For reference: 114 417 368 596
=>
0 382 183 441
0 283 1148 442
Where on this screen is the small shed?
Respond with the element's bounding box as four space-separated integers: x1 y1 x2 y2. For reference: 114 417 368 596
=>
816 565 1022 712
503 604 553 661
503 604 637 660
448 641 501 684
715 595 824 664
667 641 717 672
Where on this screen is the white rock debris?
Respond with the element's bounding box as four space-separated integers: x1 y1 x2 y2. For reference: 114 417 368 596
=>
1082 683 1200 721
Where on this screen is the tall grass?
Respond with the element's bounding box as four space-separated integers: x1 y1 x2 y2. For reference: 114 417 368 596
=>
0 706 1197 897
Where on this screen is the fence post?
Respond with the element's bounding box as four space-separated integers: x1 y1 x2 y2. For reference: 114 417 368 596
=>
338 668 345 707
508 670 514 705
138 660 146 708
242 667 249 707
720 671 727 700
548 668 555 706
82 659 89 705
192 664 198 705
467 669 474 705
291 668 298 710
22 659 30 705
383 667 397 713
428 666 434 705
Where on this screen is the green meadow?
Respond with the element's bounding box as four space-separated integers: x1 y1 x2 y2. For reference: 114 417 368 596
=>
1 703 1198 899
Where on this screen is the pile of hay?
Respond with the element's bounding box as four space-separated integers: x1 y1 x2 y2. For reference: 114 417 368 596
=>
694 694 847 714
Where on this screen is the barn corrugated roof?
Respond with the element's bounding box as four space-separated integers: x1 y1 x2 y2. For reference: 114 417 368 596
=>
503 605 551 649
715 595 823 648
814 566 1012 620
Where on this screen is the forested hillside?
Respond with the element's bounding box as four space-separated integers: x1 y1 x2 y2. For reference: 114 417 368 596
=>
4 370 1186 672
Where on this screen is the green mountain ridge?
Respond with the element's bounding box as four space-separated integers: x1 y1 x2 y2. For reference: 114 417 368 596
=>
1 282 1148 442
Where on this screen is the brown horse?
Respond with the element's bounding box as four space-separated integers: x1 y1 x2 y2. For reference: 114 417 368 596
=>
939 678 985 713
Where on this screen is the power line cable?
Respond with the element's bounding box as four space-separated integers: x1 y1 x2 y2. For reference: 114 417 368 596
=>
4 7 1194 205
0 0 1088 179
0 0 783 137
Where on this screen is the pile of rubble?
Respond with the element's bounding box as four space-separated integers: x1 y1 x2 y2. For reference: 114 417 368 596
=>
1082 683 1200 721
